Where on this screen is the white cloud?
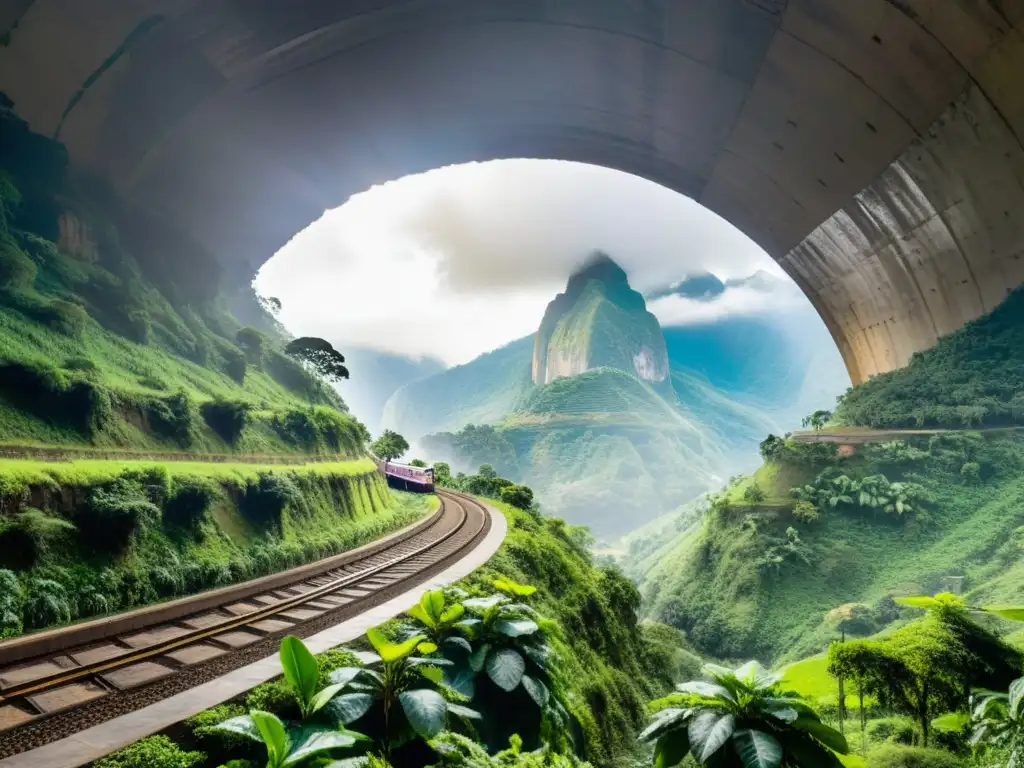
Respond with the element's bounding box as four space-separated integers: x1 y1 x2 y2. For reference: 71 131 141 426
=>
649 282 806 327
255 159 804 364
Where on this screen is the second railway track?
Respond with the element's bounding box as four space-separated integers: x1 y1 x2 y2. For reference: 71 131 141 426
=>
0 490 490 758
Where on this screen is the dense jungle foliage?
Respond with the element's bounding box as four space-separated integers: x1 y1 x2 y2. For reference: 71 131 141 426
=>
834 286 1024 429
0 459 432 638
91 499 674 768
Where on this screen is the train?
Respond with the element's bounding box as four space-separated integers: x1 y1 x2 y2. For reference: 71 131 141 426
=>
376 459 435 492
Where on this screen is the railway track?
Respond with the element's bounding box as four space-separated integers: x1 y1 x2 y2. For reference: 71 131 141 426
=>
0 490 490 759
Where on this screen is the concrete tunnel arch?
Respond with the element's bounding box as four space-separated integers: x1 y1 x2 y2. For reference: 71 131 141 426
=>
2 0 1023 384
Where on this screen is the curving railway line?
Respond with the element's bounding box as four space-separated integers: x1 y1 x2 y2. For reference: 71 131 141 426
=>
0 490 492 761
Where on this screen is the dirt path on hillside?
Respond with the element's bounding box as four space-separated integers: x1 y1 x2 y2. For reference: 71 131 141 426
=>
790 426 1024 444
0 444 351 464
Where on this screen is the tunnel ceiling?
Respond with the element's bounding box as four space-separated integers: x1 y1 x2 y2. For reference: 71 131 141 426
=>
1 0 1023 383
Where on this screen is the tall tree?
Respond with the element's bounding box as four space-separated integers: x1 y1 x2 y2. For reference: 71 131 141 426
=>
285 337 349 382
372 430 409 463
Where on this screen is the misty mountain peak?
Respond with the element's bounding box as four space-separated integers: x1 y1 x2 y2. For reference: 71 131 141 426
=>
532 252 670 387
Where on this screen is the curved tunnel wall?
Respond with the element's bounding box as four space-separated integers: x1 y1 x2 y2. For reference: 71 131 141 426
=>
0 0 1022 383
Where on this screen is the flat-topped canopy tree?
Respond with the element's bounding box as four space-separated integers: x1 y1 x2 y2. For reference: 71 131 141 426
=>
285 337 349 382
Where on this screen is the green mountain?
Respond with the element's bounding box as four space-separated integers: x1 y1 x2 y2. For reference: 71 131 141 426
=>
532 253 670 388
390 255 785 537
631 286 1024 667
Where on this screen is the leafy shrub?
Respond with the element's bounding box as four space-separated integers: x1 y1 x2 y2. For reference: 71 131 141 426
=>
865 744 960 768
77 587 110 617
62 356 98 374
223 346 246 384
0 507 75 568
0 569 24 638
201 399 253 444
500 484 535 510
145 390 195 446
0 360 110 434
91 735 204 768
81 478 161 552
165 476 218 531
185 703 254 764
149 566 182 598
23 578 72 629
266 349 316 395
960 461 981 484
244 678 298 719
743 483 766 503
236 326 264 366
0 243 36 290
121 466 172 506
272 409 318 448
867 716 919 746
792 500 819 522
44 298 89 336
124 307 151 344
118 568 156 607
240 473 304 529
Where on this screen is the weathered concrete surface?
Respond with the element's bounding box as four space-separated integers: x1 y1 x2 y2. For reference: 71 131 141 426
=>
1 0 1022 381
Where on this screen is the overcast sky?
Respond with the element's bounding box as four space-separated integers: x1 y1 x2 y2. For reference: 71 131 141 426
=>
256 159 810 365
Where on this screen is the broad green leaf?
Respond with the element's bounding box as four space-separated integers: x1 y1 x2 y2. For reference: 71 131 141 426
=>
323 760 370 768
486 648 526 691
440 604 465 624
326 692 375 724
462 594 508 611
422 590 446 620
406 604 433 627
367 627 392 654
419 664 444 684
398 689 448 738
983 606 1024 622
777 732 845 768
521 674 550 708
494 619 539 637
417 641 439 655
210 715 262 743
767 707 798 723
734 661 769 684
639 708 689 742
328 667 365 688
522 644 551 670
469 643 491 672
654 727 690 768
446 703 482 720
732 729 782 768
349 650 383 666
688 712 735 763
251 711 289 767
408 656 453 667
493 577 537 597
1011 678 1024 718
376 632 427 663
283 727 363 767
677 681 734 699
454 618 482 637
790 716 848 754
308 683 346 715
932 712 970 733
279 636 320 706
444 662 477 698
442 636 473 655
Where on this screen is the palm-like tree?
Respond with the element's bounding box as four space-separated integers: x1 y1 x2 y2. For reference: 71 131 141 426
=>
640 661 848 767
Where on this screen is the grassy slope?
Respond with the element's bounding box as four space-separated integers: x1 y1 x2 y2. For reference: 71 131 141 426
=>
640 434 1024 665
1 458 435 636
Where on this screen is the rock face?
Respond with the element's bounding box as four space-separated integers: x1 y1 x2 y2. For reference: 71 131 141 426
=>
531 253 670 386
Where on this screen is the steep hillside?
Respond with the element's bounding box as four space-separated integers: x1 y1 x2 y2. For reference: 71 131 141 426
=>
335 347 444 434
381 335 534 437
0 98 359 455
634 288 1024 666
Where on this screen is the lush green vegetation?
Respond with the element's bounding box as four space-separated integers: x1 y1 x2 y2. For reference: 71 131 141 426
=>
834 285 1024 429
637 430 1024 666
0 459 433 637
91 500 672 767
0 96 364 454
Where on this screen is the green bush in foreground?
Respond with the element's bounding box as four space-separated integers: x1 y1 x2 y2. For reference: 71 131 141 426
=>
91 735 204 768
864 743 960 768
